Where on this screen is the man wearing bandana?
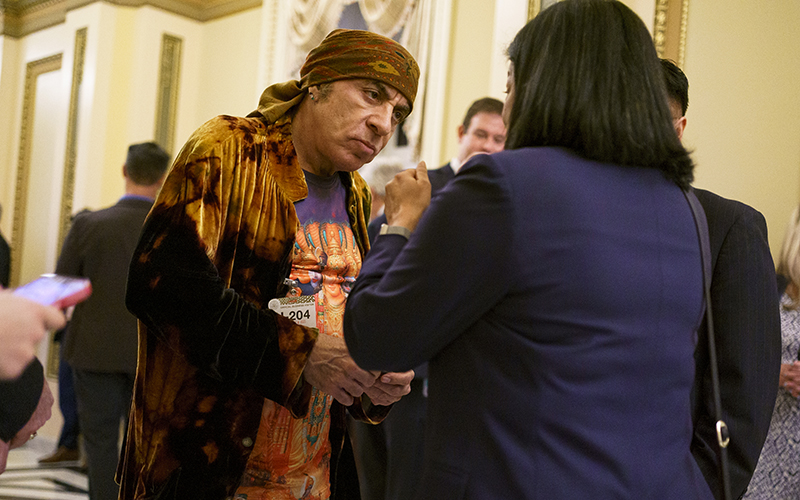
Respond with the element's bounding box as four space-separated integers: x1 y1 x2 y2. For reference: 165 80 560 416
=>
119 30 420 500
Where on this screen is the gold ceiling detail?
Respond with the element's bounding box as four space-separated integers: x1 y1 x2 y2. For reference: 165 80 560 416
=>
0 0 262 37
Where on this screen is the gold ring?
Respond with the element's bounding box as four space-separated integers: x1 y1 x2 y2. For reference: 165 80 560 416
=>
29 432 37 441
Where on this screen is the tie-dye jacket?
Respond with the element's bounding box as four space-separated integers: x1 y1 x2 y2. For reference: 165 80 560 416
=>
118 113 379 499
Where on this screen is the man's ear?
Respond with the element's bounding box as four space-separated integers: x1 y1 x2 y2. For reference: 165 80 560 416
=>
122 165 128 179
674 116 687 141
457 124 466 140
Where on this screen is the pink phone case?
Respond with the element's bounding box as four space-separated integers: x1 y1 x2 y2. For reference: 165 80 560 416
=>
14 274 93 309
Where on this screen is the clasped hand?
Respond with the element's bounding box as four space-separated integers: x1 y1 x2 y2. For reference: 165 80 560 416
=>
383 161 431 232
303 334 413 406
300 161 428 407
780 361 800 398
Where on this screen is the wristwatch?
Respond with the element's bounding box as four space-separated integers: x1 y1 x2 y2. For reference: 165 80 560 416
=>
379 224 412 239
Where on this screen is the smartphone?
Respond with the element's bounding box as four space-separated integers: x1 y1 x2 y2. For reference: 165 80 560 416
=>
13 274 93 309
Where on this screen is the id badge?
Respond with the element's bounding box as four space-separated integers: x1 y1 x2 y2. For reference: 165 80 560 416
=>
268 294 323 330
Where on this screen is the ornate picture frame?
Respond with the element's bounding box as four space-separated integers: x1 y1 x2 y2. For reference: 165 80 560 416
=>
528 0 559 19
654 0 689 67
528 0 689 69
10 53 63 288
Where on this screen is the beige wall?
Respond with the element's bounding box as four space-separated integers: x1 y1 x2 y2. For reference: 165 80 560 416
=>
18 0 796 258
0 27 68 244
2 0 799 441
0 36 22 223
0 3 263 256
2 2 795 265
0 4 263 441
197 8 263 122
683 0 800 257
440 0 800 258
439 0 653 166
440 0 500 166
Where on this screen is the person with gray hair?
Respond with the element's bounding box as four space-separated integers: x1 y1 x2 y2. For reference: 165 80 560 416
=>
365 160 406 222
742 207 800 498
368 97 505 244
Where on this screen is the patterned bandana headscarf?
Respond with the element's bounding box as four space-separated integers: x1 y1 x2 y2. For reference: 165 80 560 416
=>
300 29 419 107
252 29 420 123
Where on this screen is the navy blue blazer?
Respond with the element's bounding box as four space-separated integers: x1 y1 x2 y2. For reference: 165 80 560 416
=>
691 189 781 499
345 148 713 499
366 161 456 381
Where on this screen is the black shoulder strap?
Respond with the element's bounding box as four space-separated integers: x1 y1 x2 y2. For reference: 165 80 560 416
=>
684 189 732 500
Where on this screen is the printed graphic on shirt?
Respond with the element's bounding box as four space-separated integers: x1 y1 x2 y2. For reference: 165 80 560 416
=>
236 171 361 500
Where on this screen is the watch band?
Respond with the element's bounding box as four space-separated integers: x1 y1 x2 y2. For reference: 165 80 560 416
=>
379 223 412 239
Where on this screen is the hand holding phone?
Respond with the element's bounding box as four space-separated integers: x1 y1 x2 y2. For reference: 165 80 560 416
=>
13 274 92 309
0 290 67 379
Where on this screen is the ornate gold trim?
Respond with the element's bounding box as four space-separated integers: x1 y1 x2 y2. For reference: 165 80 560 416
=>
10 53 63 288
46 330 60 378
58 27 87 254
654 0 689 67
654 0 668 57
678 0 689 68
262 0 279 85
528 1 565 21
1 0 261 38
528 0 541 20
154 33 182 155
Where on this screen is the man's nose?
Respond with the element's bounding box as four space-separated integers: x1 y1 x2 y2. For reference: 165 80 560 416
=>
368 105 394 136
485 140 504 154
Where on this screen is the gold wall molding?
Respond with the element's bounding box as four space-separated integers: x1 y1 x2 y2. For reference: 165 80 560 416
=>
527 0 689 68
528 0 560 20
528 0 538 19
57 27 87 254
10 52 63 288
154 33 182 155
262 0 279 85
1 0 262 38
654 0 689 67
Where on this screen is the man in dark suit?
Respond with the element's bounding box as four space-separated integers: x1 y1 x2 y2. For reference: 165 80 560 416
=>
355 97 505 500
54 142 169 500
662 58 782 499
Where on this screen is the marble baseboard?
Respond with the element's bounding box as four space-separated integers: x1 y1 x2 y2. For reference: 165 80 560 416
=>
0 437 87 500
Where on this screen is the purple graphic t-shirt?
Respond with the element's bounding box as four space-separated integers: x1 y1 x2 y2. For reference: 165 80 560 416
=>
236 170 362 500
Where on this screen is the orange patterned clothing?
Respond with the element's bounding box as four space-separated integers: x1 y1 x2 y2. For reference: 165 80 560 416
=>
119 113 376 500
236 171 361 499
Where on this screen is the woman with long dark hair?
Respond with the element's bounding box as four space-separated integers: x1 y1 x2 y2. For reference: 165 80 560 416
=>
344 1 712 497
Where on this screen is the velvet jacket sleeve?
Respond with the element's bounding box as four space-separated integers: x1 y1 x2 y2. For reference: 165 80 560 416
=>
691 190 781 499
125 116 318 413
344 155 514 372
